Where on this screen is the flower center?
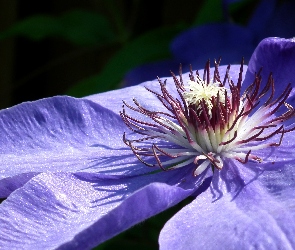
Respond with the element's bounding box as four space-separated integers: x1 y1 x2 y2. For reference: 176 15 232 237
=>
183 77 226 118
121 60 295 176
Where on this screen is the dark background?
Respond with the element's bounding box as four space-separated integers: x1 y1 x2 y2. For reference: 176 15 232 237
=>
0 0 266 110
0 0 204 109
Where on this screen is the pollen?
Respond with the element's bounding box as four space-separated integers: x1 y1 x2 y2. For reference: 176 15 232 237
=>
183 77 226 117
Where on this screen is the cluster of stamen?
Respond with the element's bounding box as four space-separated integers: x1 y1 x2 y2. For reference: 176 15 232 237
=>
120 59 295 176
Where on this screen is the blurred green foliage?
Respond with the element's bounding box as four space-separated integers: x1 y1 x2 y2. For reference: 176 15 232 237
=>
0 10 115 45
1 0 245 102
68 0 228 97
0 0 260 106
67 25 185 96
193 0 223 25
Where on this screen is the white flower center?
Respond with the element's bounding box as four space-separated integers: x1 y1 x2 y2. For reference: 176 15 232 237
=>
121 62 293 177
183 77 226 117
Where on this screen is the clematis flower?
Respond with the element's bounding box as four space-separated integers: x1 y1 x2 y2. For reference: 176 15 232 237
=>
1 37 295 249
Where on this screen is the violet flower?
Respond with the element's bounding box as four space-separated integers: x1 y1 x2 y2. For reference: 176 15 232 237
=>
1 37 295 249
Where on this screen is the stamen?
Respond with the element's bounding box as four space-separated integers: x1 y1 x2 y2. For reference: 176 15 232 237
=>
121 60 295 176
219 131 237 145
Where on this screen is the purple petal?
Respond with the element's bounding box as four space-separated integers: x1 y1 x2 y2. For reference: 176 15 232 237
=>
245 133 295 200
123 60 181 87
159 160 295 249
0 164 206 249
86 84 164 114
245 37 295 91
0 96 153 197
